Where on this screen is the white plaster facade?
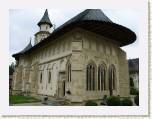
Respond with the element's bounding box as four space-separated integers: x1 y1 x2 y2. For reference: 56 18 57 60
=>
13 27 130 102
12 9 133 103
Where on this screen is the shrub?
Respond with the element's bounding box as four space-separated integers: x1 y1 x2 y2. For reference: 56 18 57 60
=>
121 98 133 106
106 96 121 106
100 95 107 105
85 100 98 106
134 95 139 106
130 87 139 95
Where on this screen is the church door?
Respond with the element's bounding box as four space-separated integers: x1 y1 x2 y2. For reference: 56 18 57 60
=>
58 72 66 98
63 81 65 96
58 80 66 98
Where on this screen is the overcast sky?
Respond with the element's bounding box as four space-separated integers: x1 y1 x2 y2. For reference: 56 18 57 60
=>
9 9 140 65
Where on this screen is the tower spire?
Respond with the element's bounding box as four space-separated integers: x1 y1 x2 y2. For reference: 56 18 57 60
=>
35 9 53 45
37 9 52 27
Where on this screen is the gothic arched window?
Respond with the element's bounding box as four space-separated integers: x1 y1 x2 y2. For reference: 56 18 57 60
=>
98 64 106 91
40 73 42 83
86 63 96 91
67 63 71 82
48 71 51 83
109 65 116 95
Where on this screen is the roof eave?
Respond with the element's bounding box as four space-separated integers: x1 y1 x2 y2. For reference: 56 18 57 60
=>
18 20 136 55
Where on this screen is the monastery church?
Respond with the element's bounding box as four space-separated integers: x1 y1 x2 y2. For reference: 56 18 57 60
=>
12 9 136 102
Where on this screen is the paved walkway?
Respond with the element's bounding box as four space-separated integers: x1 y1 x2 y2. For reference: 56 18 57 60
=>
12 98 66 106
12 102 45 106
11 96 76 106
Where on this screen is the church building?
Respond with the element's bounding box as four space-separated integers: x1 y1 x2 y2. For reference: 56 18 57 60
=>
12 9 136 103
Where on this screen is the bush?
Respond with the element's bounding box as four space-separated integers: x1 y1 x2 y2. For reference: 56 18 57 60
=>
121 98 133 106
134 95 139 106
106 96 121 106
85 100 98 106
100 95 107 105
130 87 139 95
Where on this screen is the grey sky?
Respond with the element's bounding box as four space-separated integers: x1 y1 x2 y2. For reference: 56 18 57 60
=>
9 9 139 64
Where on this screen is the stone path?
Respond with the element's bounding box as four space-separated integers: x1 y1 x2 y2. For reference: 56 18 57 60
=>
12 102 45 106
11 96 72 106
12 99 64 106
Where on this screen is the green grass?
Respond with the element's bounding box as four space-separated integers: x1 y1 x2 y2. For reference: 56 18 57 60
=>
9 95 40 104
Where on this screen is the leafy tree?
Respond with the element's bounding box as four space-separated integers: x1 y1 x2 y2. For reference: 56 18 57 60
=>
134 95 139 106
130 87 139 95
9 62 15 75
130 77 134 87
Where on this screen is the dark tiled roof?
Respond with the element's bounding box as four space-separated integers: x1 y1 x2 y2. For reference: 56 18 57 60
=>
37 9 52 27
55 9 112 31
12 41 32 58
13 9 136 59
128 58 139 73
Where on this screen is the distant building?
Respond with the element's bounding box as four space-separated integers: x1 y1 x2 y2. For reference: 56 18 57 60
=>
12 9 136 103
128 58 139 90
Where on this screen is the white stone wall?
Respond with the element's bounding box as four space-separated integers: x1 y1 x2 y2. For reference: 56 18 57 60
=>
69 28 121 101
35 33 50 44
29 32 72 96
13 27 130 102
40 24 50 32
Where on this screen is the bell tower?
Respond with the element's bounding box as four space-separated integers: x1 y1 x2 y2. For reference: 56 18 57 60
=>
34 9 53 45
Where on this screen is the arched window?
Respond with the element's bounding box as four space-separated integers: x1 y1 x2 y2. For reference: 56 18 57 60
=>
86 63 96 91
109 65 116 95
98 64 106 91
40 73 42 83
67 63 71 82
48 71 51 83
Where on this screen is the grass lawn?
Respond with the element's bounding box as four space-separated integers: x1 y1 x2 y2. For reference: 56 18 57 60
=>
9 95 41 104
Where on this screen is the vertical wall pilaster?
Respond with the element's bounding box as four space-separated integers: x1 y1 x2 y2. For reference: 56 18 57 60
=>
118 49 130 97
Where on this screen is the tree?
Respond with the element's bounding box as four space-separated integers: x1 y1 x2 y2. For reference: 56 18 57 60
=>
9 62 15 75
134 95 139 106
130 77 134 87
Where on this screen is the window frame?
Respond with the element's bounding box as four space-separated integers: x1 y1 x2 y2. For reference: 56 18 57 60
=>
109 65 116 90
67 63 71 82
40 72 43 83
86 62 96 91
48 71 51 83
98 64 106 91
